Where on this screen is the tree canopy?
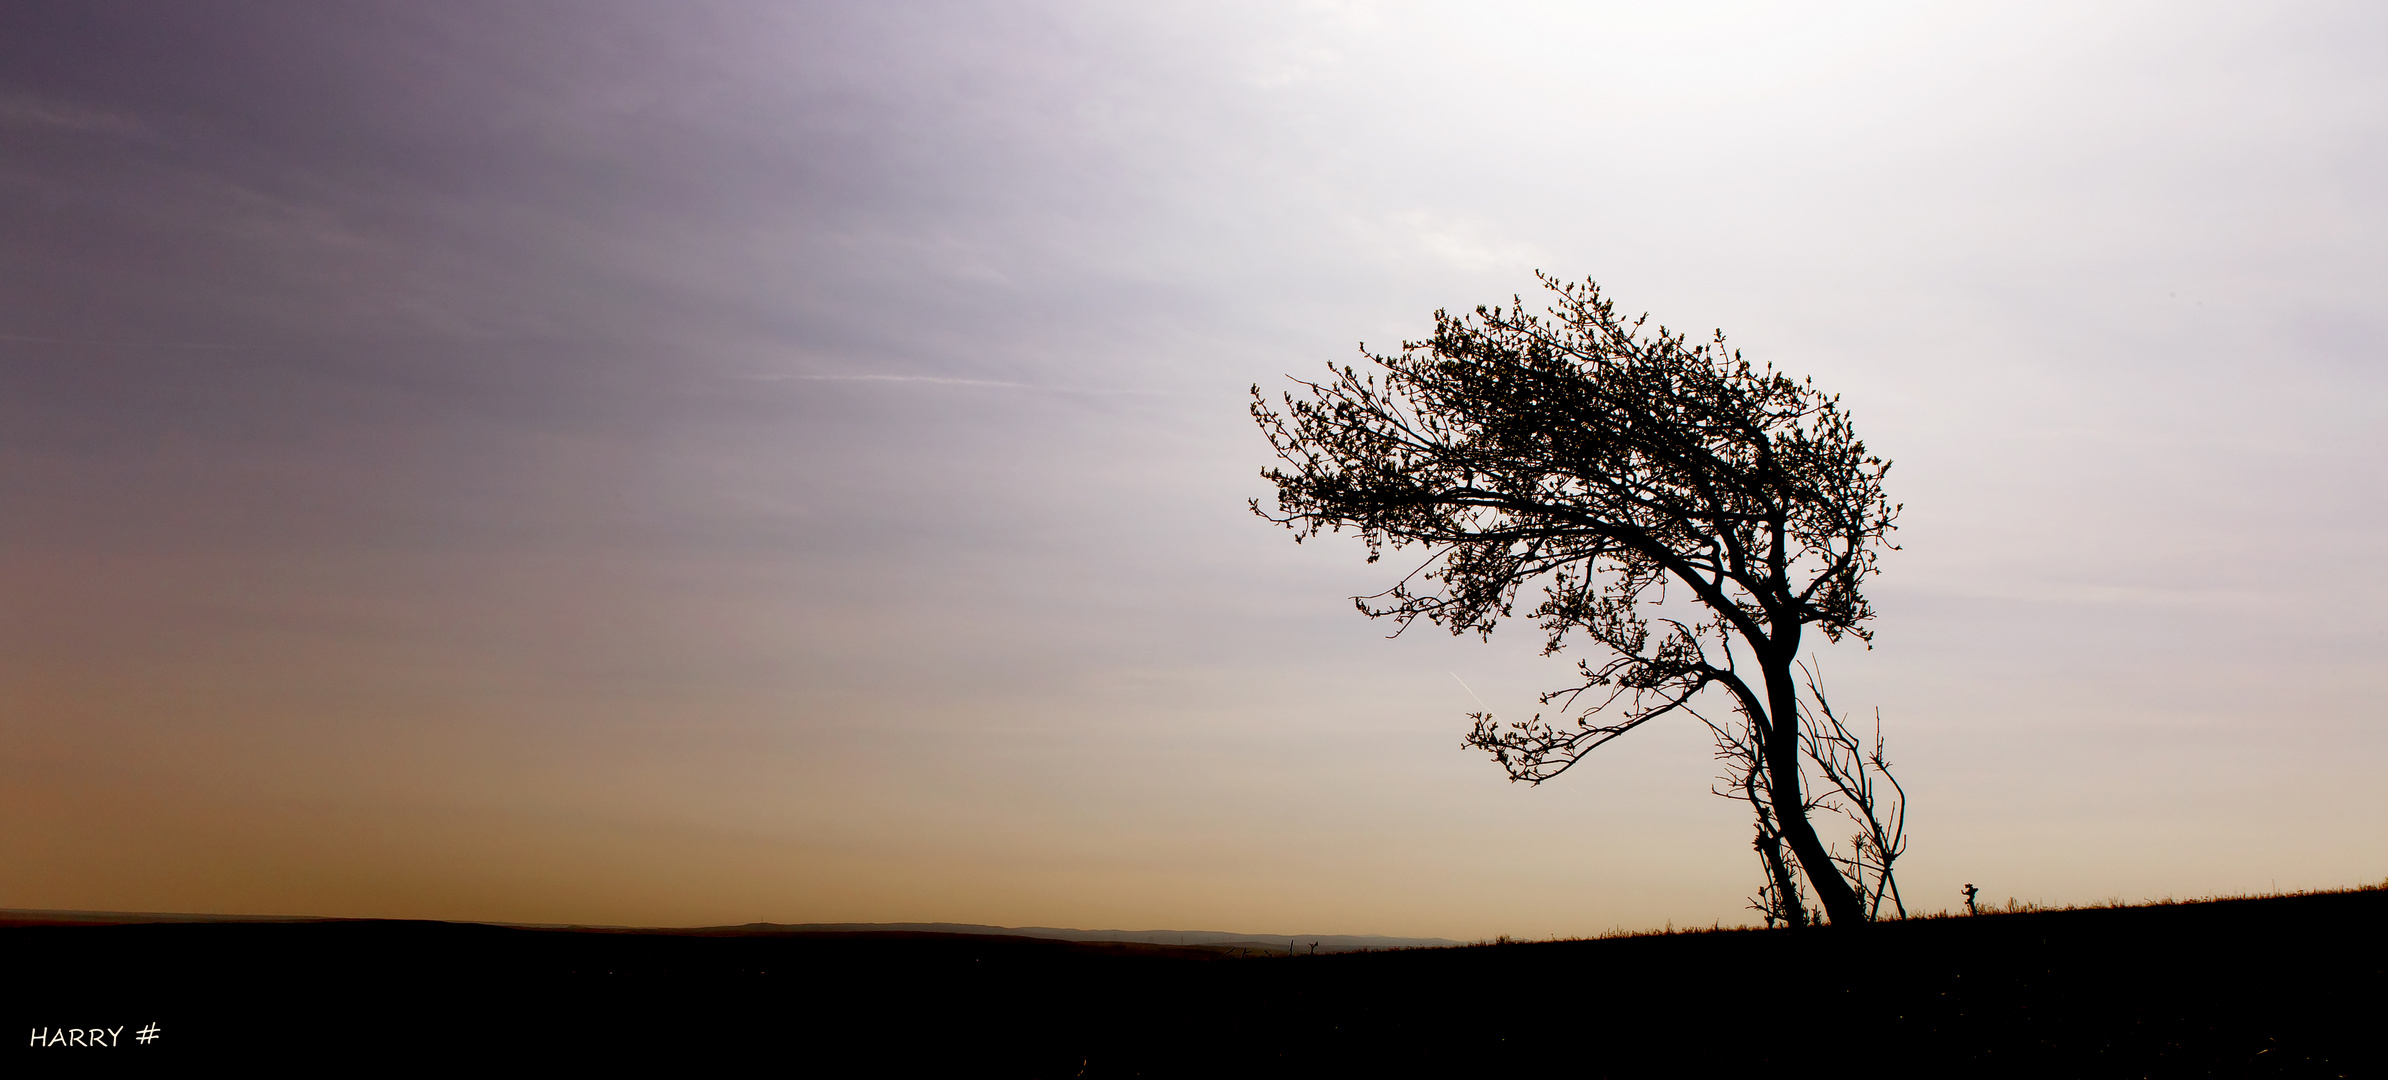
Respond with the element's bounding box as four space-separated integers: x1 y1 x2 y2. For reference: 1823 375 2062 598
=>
1252 273 1903 926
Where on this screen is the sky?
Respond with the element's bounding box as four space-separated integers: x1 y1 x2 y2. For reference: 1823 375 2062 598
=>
3 1 2384 938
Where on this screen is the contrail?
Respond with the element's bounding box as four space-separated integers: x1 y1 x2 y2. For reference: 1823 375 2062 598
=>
1449 672 1498 720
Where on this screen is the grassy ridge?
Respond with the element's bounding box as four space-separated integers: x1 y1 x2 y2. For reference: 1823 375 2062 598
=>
9 888 2383 1075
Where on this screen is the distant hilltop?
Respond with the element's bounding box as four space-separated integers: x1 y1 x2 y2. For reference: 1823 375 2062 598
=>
0 910 1460 954
722 922 1463 953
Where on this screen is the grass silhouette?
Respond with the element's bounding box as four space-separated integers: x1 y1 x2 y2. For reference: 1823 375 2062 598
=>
8 880 2383 1074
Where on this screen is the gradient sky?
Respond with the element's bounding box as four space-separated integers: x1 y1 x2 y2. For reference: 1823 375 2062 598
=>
4 1 2384 937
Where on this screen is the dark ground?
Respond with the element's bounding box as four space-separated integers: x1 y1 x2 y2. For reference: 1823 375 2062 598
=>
8 889 2383 1075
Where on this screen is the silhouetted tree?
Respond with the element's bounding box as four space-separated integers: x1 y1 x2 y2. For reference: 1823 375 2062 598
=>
1251 273 1905 926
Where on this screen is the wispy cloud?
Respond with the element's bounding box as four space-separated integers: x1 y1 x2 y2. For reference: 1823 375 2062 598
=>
0 333 244 351
764 373 1166 396
0 93 144 136
776 373 1035 388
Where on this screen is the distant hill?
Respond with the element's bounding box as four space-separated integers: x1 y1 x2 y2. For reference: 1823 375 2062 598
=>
0 909 341 925
0 909 1457 952
7 889 2384 1072
710 921 1461 953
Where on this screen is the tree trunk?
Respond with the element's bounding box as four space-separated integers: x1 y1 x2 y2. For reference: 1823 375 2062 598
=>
1754 823 1803 927
1763 658 1867 926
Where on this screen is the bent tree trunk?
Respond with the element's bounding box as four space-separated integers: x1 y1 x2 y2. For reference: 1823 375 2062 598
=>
1764 658 1866 926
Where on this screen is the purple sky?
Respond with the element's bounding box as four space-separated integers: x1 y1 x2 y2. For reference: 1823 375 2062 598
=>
4 1 2385 935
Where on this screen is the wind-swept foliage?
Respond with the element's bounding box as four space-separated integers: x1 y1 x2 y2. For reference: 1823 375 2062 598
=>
1252 273 1903 925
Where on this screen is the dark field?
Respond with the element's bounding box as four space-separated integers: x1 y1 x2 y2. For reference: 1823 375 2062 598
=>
9 890 2383 1075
